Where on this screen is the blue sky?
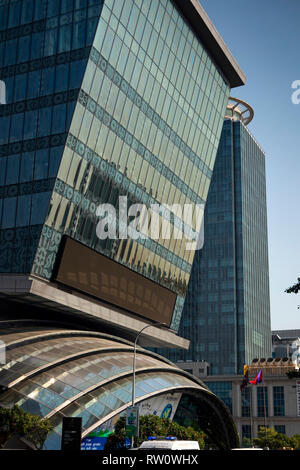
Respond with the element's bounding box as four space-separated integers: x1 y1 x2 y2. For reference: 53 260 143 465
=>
200 0 300 330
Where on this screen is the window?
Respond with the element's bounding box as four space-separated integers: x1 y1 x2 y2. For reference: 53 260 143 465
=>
10 114 24 143
44 29 58 56
47 0 60 18
20 152 34 182
241 387 250 417
52 104 66 134
23 111 37 140
8 1 21 28
273 386 285 416
31 32 44 60
0 159 6 185
69 61 86 89
49 147 63 178
38 108 52 137
41 68 55 96
16 195 31 227
14 74 27 102
73 20 86 49
34 150 49 180
274 425 286 435
55 64 69 93
257 386 268 417
58 24 72 53
206 381 232 413
1 198 17 229
34 0 47 21
17 36 31 63
27 71 41 99
241 424 251 442
6 155 20 185
30 192 51 225
4 39 17 66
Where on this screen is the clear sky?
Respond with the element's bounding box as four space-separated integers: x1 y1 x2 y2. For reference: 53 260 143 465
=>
200 0 300 330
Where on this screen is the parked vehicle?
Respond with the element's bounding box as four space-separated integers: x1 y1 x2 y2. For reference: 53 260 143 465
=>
138 437 200 451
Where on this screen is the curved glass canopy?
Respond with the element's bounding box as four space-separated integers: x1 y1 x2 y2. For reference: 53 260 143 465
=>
0 326 238 449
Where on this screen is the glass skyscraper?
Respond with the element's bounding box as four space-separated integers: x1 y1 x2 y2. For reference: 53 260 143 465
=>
0 0 245 333
0 0 245 449
165 98 272 374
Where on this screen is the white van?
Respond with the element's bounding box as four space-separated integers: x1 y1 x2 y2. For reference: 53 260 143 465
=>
138 438 200 451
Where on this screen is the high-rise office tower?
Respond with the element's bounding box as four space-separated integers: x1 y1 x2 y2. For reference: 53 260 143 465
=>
0 1 245 449
165 98 272 375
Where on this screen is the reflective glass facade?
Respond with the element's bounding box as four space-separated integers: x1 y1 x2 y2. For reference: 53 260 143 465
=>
163 118 272 369
0 0 103 272
204 381 232 414
0 0 232 330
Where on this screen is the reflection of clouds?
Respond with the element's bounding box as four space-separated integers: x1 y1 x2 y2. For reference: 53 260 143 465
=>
0 81 6 105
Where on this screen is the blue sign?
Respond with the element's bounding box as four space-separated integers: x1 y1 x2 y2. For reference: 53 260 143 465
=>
81 437 107 450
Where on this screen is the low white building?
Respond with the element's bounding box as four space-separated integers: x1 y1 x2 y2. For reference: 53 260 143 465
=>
177 358 300 444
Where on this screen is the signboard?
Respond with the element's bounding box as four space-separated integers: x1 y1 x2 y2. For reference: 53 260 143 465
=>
61 417 82 451
53 236 176 327
138 393 182 421
126 406 139 437
297 381 300 417
81 437 107 450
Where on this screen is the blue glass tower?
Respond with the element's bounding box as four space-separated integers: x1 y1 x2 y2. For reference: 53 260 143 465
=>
0 0 245 335
163 98 272 374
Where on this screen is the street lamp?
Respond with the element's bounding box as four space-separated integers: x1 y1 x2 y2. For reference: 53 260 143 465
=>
129 321 166 447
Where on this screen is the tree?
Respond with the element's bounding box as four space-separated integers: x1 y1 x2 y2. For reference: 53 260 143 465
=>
285 278 300 295
291 434 300 450
253 427 294 450
0 405 53 450
104 415 205 451
285 277 300 309
286 369 300 379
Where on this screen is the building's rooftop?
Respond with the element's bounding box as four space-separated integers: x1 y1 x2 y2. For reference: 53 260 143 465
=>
225 97 254 125
173 0 246 88
272 329 300 340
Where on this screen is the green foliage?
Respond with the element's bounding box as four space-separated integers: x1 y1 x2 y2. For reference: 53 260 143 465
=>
286 369 300 379
291 434 300 450
285 277 300 294
253 427 294 450
241 437 252 448
104 414 205 450
0 405 53 449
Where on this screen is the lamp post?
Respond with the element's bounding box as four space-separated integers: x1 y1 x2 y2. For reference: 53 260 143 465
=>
129 321 166 448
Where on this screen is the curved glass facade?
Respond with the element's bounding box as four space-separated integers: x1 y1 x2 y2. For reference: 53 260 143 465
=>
0 325 238 449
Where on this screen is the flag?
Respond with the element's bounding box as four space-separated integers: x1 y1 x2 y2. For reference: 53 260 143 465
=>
249 369 263 385
240 365 249 391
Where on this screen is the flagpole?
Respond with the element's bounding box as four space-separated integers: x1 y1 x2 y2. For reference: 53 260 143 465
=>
250 385 253 447
263 381 267 438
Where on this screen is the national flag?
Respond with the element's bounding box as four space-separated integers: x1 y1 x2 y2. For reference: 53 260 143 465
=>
240 365 249 391
249 369 263 385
